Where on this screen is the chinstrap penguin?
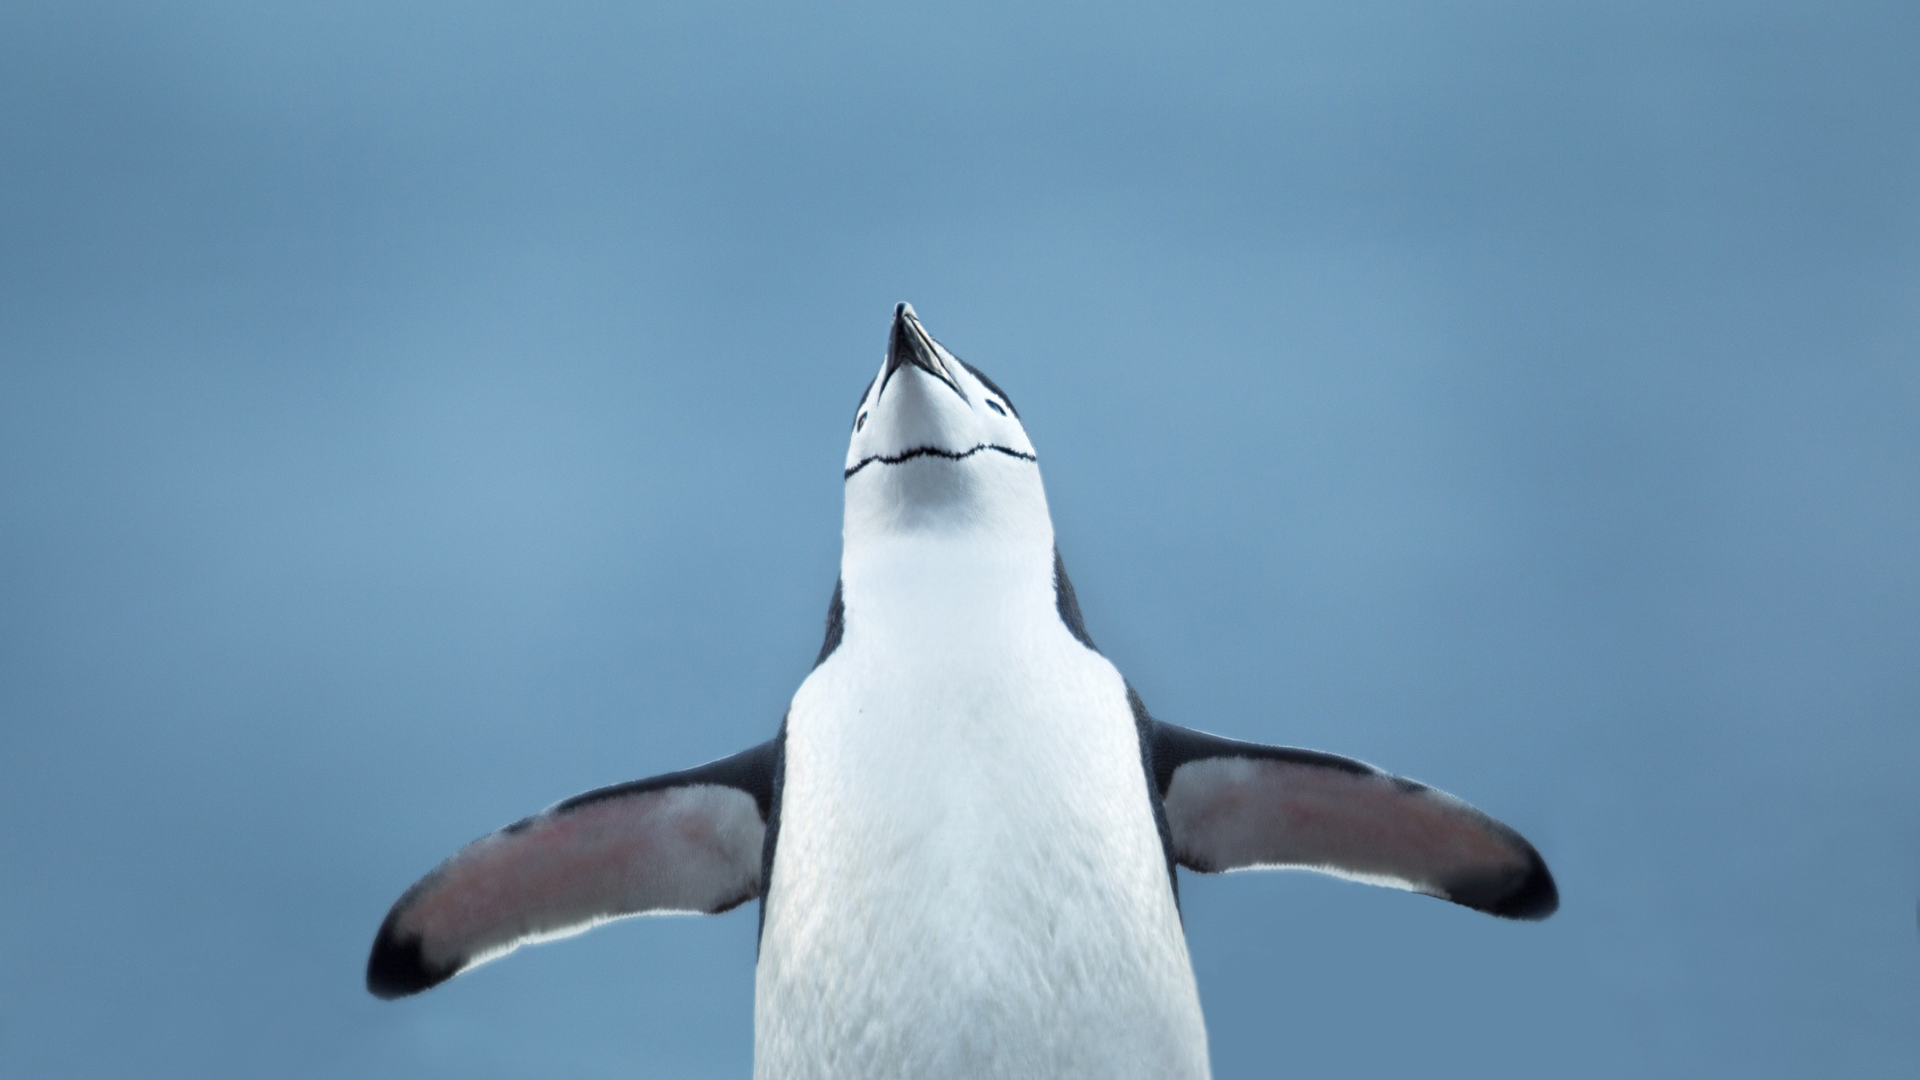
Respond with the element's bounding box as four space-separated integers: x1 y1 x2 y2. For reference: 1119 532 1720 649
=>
366 304 1558 1078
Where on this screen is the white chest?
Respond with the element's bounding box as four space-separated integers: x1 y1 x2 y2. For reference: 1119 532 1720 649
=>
752 545 1210 1080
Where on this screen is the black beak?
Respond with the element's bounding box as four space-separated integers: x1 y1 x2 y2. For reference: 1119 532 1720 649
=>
880 303 966 402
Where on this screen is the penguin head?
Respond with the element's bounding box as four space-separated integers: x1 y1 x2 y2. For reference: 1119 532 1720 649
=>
842 304 1048 540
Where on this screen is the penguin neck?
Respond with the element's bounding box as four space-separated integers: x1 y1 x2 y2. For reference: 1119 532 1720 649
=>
841 454 1053 550
839 457 1057 643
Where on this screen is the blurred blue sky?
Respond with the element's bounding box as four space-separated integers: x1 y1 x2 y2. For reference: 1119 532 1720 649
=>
2 2 1916 1077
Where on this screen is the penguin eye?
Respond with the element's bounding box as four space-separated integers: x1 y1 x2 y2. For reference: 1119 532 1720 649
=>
985 399 1006 416
854 411 868 432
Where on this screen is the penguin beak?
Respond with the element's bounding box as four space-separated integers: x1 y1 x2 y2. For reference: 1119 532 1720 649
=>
879 303 967 403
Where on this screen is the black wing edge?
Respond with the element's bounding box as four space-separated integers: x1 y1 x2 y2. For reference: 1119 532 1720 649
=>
366 910 457 999
365 738 782 999
1147 720 1559 921
1448 841 1560 920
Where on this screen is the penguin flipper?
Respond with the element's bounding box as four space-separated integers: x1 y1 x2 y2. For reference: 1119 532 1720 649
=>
1150 722 1557 920
366 740 778 999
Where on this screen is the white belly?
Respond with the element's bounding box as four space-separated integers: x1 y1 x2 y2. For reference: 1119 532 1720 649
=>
753 590 1210 1080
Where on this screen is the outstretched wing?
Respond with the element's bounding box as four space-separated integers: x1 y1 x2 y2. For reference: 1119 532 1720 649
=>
1150 722 1557 919
366 739 780 999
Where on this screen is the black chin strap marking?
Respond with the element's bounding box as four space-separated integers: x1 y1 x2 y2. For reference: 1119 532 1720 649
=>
843 443 1036 479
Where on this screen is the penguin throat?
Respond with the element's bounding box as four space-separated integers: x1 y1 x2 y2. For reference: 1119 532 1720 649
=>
841 450 1055 549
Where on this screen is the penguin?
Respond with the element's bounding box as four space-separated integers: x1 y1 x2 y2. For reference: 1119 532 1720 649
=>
366 303 1557 1079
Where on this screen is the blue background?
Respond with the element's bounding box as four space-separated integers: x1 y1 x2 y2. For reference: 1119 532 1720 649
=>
2 2 1916 1076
